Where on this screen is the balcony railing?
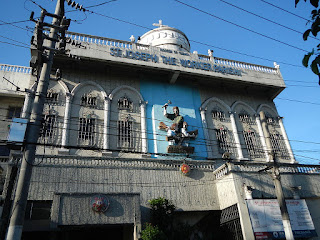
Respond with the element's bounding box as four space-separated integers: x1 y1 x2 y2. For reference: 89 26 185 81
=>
0 64 31 74
66 31 280 75
214 162 320 179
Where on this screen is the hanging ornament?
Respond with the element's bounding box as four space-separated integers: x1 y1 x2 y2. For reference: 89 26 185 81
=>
180 163 191 176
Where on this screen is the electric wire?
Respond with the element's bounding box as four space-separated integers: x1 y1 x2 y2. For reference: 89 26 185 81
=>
174 0 308 53
259 0 309 22
217 0 319 41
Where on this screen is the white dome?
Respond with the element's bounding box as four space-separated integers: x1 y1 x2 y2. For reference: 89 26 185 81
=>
138 21 190 52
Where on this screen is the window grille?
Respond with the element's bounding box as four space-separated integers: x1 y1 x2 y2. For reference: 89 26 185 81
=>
118 96 133 110
265 112 279 126
212 110 226 122
46 90 59 103
270 133 289 159
215 128 237 157
80 93 97 108
40 114 56 140
78 117 95 145
117 120 134 149
239 113 254 125
7 107 21 119
243 130 264 158
220 204 243 240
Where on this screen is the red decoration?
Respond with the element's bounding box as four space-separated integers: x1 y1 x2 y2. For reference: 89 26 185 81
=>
91 195 109 213
181 163 191 176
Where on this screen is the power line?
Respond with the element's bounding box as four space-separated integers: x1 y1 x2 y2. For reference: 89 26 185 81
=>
0 19 30 26
259 0 309 22
86 0 118 9
218 0 319 41
0 19 32 33
174 0 308 53
277 97 320 106
0 40 29 49
78 9 307 69
0 34 30 47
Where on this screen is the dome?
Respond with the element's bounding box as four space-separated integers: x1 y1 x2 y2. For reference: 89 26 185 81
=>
137 20 191 52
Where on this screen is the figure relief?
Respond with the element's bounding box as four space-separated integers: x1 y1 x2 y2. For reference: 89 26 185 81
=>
159 101 198 153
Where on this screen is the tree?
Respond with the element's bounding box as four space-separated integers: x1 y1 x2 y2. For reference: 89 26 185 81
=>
296 0 320 83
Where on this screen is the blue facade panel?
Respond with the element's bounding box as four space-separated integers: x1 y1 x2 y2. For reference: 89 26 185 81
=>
140 79 207 159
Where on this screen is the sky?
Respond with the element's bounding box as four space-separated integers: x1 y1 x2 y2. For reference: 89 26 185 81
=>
1 0 320 164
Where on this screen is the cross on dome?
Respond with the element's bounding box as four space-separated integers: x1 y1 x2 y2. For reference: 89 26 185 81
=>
152 20 168 28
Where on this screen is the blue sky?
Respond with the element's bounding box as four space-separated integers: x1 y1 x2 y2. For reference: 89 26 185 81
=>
1 0 319 164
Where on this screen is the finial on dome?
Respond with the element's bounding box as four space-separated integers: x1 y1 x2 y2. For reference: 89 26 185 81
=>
152 19 168 28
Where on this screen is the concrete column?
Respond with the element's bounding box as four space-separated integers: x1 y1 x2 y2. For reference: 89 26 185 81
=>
278 117 296 163
61 93 73 149
21 90 34 119
259 111 274 161
200 107 213 159
103 96 111 150
255 114 270 162
140 100 148 153
229 111 243 160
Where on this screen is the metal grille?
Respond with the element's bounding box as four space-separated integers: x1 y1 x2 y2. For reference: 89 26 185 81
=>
117 120 133 149
80 94 97 108
220 204 243 240
212 109 226 122
46 90 59 104
78 118 95 146
270 133 290 159
118 96 133 110
243 130 264 158
239 113 254 125
215 128 237 157
40 114 56 140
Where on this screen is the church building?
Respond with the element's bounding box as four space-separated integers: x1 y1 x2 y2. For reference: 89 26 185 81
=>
0 20 319 240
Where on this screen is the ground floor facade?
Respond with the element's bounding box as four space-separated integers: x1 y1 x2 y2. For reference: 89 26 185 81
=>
1 156 320 240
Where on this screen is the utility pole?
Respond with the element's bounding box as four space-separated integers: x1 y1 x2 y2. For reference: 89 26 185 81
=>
5 1 65 239
259 111 294 240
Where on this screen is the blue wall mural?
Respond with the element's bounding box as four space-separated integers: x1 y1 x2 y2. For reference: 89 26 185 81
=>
140 78 207 160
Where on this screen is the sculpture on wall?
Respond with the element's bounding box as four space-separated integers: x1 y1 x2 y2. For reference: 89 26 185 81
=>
159 101 198 153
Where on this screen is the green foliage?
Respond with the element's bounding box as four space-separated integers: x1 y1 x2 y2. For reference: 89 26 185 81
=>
143 197 193 240
296 0 320 83
141 223 167 240
148 197 176 232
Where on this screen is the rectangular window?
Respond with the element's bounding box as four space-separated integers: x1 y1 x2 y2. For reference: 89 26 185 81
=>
40 115 56 139
46 91 59 104
215 128 237 157
80 94 97 108
243 131 264 158
270 133 289 159
78 118 95 145
25 201 52 220
117 120 133 149
239 114 254 125
8 107 22 119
